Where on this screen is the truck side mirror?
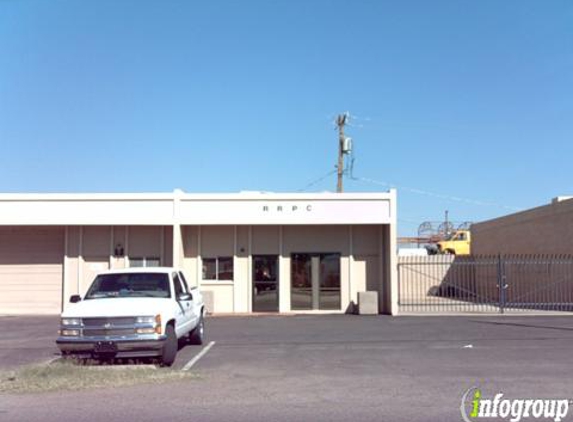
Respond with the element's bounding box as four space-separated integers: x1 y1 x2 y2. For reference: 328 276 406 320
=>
178 293 192 301
69 295 82 303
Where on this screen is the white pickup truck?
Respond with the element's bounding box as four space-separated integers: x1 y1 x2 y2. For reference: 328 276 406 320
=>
56 267 205 366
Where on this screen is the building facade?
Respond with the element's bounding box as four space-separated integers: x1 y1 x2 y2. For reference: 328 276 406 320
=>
472 196 573 255
0 190 397 315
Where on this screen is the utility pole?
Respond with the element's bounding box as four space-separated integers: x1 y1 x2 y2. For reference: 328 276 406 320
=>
445 210 450 237
336 113 347 193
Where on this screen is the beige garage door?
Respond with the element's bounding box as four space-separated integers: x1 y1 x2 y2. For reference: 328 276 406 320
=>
0 227 64 314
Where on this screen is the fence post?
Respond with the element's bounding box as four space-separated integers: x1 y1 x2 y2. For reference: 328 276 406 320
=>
497 254 507 314
397 260 401 309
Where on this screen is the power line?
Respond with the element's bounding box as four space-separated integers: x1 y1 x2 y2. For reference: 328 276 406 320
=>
350 175 522 212
297 169 337 192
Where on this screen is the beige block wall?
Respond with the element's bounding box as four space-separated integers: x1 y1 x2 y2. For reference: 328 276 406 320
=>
201 226 234 256
163 226 174 267
4 222 393 315
82 226 111 257
80 226 111 294
398 255 456 306
181 226 199 287
396 255 573 310
63 225 172 309
201 284 234 313
282 225 352 312
397 255 496 313
175 224 389 314
127 226 163 258
352 226 381 308
384 219 399 315
81 256 109 294
282 225 349 254
64 227 80 302
278 241 290 312
185 226 237 313
235 226 250 312
252 226 280 255
111 226 128 269
472 199 573 255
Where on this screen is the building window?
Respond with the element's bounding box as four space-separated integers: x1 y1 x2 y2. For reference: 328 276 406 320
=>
202 258 217 280
202 257 234 281
130 257 161 268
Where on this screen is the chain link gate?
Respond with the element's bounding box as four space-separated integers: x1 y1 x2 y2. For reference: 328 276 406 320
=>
398 254 573 314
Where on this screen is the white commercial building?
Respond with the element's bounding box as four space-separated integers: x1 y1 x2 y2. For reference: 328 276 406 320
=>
0 190 397 315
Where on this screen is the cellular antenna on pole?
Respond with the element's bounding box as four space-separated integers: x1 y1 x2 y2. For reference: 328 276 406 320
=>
336 112 350 193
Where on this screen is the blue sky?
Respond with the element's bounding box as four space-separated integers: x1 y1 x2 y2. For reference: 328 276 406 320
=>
0 1 571 236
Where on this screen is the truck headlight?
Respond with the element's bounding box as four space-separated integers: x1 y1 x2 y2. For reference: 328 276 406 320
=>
61 318 81 326
135 327 157 334
135 315 162 335
135 316 156 324
60 329 81 336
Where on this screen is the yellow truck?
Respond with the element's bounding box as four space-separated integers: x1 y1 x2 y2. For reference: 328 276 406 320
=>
426 230 471 255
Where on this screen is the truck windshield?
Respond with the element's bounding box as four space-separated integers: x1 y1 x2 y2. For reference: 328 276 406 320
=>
445 232 460 241
85 273 171 299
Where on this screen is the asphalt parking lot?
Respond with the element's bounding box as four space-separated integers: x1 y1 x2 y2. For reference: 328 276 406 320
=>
0 315 61 368
2 314 573 421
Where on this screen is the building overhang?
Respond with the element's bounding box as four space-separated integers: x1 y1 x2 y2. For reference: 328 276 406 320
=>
0 190 396 226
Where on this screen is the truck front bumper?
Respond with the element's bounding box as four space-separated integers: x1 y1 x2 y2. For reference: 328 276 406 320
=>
56 335 167 358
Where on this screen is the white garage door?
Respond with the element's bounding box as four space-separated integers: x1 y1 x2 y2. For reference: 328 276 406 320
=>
0 227 64 314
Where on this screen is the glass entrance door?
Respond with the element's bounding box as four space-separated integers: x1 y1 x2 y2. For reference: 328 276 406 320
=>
252 255 279 312
291 253 341 310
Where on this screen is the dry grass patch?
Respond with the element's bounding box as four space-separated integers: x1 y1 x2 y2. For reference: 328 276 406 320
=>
0 360 195 394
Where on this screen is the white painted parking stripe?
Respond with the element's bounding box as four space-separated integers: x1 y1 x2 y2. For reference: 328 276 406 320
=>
181 341 216 371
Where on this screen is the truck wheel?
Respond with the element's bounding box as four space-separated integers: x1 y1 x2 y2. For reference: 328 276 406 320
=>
160 324 177 367
189 316 204 345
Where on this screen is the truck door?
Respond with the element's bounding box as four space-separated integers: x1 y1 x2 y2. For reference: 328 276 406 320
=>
172 272 192 337
178 271 200 329
455 231 469 255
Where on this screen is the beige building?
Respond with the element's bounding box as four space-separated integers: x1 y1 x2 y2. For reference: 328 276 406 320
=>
0 190 397 316
472 196 573 255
